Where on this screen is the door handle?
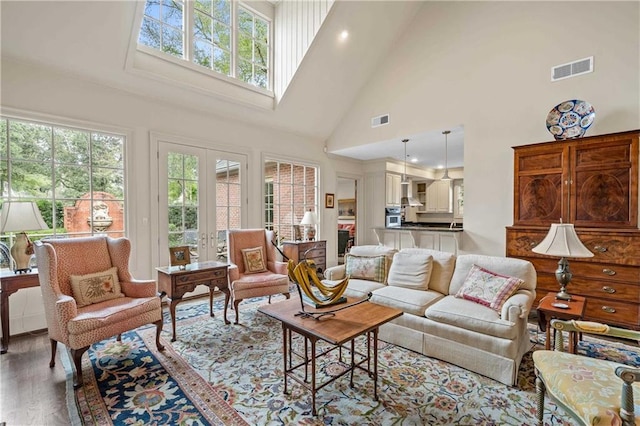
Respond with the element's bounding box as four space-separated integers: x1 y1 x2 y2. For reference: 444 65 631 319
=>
201 233 207 248
210 232 216 248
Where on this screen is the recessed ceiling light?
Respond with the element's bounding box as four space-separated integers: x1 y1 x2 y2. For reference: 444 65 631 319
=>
410 158 418 163
339 30 349 41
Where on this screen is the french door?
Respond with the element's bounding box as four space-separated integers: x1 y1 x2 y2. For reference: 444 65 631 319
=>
158 141 246 266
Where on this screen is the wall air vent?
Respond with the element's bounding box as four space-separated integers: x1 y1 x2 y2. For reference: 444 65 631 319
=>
551 56 593 82
371 114 390 128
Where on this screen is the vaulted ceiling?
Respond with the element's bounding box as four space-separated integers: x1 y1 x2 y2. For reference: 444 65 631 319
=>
1 1 420 142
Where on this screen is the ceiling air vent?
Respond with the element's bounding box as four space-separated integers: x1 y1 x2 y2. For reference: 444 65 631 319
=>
371 114 390 128
551 56 593 82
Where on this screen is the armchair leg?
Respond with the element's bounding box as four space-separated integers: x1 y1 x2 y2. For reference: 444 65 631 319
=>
116 334 122 342
283 292 290 300
233 299 242 324
154 319 165 352
535 375 545 426
71 346 89 389
49 339 57 368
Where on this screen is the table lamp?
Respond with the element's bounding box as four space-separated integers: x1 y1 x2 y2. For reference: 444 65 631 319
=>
0 201 49 273
300 211 318 241
532 222 593 300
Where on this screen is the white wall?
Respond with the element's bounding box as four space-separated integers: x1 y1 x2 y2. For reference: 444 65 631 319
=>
328 1 640 256
0 56 350 335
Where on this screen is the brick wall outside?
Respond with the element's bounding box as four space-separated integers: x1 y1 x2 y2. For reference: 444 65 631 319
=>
64 191 124 237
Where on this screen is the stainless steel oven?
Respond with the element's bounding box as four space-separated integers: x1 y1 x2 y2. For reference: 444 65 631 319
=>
385 207 401 227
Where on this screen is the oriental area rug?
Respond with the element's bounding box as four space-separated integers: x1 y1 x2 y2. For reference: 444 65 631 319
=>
64 295 640 425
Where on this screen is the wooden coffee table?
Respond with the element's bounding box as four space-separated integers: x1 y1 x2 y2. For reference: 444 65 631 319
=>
259 297 402 415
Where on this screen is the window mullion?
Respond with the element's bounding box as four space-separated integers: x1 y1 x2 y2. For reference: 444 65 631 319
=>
231 1 237 79
184 1 193 61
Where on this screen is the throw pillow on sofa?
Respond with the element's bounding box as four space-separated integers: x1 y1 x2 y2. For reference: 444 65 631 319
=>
387 252 433 290
455 264 523 311
345 254 387 283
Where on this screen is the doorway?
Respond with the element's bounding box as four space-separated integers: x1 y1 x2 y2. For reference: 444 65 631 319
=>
337 177 357 263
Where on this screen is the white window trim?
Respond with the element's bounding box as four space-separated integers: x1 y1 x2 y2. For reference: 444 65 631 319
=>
135 0 273 94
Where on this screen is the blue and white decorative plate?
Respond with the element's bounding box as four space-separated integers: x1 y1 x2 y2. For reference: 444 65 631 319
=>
546 99 595 140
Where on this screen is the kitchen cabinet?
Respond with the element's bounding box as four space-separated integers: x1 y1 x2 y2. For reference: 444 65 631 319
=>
425 180 452 213
507 129 640 329
453 180 464 219
416 182 427 207
386 173 402 206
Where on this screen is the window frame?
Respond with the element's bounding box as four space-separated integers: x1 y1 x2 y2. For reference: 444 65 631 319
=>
263 156 319 244
0 111 131 255
137 0 273 93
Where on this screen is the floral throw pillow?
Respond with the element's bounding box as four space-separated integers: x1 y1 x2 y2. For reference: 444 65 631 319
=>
455 264 523 311
344 254 387 283
241 246 267 274
70 266 124 307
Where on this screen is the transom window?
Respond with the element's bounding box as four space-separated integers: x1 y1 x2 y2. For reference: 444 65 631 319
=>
138 0 271 90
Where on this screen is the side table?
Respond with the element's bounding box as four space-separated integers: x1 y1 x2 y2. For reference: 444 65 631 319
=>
156 261 230 342
537 292 586 353
1 268 40 354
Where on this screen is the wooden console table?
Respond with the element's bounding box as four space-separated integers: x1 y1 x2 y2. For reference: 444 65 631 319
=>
1 268 40 354
156 261 230 342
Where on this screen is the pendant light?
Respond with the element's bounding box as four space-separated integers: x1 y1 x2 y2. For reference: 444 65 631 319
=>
401 139 410 185
441 130 452 181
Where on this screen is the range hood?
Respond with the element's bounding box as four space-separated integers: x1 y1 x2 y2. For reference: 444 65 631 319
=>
401 180 423 207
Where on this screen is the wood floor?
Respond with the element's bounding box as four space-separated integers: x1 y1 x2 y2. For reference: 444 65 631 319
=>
0 329 70 426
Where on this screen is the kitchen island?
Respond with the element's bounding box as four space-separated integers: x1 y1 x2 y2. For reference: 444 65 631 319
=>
373 225 462 254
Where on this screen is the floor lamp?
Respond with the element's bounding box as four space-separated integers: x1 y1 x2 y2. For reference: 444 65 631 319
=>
532 223 593 300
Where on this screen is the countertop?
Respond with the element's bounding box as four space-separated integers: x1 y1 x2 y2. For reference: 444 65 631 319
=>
376 224 464 233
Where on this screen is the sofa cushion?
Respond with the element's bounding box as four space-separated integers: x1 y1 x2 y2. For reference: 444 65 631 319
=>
241 246 267 274
371 286 443 316
425 295 518 340
455 264 523 311
70 266 124 307
337 278 386 298
349 245 397 282
344 254 388 283
387 252 433 290
399 248 456 294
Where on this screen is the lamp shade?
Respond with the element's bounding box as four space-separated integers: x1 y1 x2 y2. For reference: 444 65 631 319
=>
531 223 593 258
0 201 49 233
300 211 318 226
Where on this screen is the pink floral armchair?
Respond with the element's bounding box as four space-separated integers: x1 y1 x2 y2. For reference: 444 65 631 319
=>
35 236 164 388
227 229 290 324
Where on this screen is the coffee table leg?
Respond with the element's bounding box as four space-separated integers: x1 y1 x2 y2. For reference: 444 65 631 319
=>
311 337 317 416
282 324 288 395
373 328 379 401
350 339 355 387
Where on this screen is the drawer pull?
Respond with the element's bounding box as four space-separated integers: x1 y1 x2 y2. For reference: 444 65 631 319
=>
602 268 616 276
602 306 616 314
593 245 607 253
602 286 616 294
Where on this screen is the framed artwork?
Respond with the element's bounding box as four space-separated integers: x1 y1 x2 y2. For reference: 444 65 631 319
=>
293 225 303 241
338 198 356 219
325 193 335 208
169 246 191 269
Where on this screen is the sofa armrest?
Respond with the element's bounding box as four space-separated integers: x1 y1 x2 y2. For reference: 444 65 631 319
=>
500 290 535 322
324 264 346 280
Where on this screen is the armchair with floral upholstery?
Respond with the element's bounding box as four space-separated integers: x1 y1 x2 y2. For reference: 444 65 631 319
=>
227 229 290 324
534 319 640 426
35 236 164 388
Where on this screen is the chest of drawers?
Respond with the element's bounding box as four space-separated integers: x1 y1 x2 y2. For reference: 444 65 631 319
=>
282 240 326 273
507 227 640 329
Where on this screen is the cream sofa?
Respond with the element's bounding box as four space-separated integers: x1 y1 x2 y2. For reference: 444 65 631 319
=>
324 245 537 386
